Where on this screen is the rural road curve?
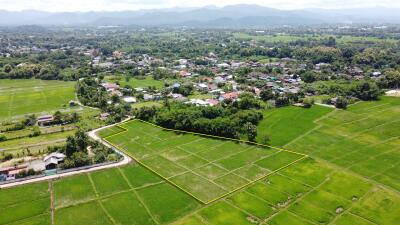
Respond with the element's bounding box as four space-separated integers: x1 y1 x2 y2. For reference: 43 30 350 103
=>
0 118 133 189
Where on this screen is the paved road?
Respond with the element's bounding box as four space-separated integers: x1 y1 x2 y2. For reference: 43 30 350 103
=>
0 119 133 189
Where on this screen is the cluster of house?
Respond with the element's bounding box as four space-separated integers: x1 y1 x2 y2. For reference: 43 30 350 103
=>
93 49 385 111
314 62 383 81
91 51 164 69
95 54 307 108
101 82 163 104
3 46 48 55
2 44 92 57
0 152 66 182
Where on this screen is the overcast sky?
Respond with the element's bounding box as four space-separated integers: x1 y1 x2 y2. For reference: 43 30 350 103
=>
0 0 399 12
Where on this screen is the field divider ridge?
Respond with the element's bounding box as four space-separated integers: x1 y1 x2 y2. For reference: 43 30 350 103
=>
87 173 118 225
203 155 308 204
136 119 308 157
117 167 160 225
101 119 310 204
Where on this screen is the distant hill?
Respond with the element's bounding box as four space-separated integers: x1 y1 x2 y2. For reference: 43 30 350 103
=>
1 5 399 27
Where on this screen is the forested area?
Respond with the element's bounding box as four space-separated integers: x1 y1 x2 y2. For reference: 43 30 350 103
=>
134 102 263 140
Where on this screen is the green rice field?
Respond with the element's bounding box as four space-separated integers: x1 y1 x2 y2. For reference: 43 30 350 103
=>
256 105 333 146
1 97 400 224
0 165 200 225
1 159 399 224
174 158 400 225
101 120 306 203
284 97 400 191
0 79 76 120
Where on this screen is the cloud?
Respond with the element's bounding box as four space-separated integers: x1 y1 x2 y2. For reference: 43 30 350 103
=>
0 0 399 12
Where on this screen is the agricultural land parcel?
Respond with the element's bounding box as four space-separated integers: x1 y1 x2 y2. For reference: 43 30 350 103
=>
0 165 200 225
233 33 399 45
0 109 101 161
1 159 399 225
173 96 400 224
0 79 103 159
0 79 76 121
101 120 306 203
1 97 399 225
285 97 400 191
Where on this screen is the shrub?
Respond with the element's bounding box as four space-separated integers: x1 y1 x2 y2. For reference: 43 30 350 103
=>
0 135 7 142
302 98 315 108
335 97 348 109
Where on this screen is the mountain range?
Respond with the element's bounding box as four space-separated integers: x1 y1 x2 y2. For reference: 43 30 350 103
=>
1 5 400 27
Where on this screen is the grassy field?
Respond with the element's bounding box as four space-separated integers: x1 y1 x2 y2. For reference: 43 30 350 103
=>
132 101 163 109
101 120 306 203
188 93 213 100
0 79 76 121
106 75 165 89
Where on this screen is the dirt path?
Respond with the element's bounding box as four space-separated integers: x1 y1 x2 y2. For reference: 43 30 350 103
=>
0 139 66 152
49 180 55 225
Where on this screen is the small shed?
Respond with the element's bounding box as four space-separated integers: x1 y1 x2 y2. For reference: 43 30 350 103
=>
44 152 66 170
37 115 54 126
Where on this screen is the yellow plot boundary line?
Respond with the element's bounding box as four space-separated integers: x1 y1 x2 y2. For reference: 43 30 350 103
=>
102 119 309 205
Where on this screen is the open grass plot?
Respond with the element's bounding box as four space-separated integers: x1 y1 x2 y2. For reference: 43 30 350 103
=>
106 75 165 89
0 79 76 120
103 120 305 203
